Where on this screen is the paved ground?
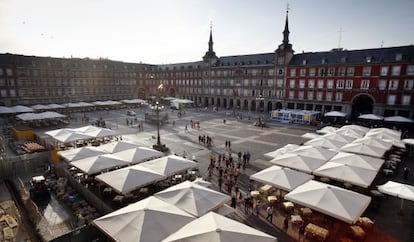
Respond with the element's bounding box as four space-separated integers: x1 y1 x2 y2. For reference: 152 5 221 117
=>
30 106 414 241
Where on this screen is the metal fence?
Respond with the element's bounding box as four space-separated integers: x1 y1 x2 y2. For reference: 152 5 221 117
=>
0 151 50 179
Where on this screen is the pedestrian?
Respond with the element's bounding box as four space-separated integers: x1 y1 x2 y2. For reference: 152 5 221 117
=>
266 205 273 222
231 195 237 208
404 167 410 179
284 216 289 232
255 200 261 216
228 140 231 150
185 125 188 131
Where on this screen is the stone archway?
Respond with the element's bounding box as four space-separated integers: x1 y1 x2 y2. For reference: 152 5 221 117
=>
267 101 273 112
223 98 228 109
229 99 234 109
251 100 257 111
276 102 283 110
351 94 374 119
216 97 221 109
243 100 249 110
236 99 241 109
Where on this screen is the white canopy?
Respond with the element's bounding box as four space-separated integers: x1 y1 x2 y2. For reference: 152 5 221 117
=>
139 155 198 177
328 152 384 171
54 132 93 143
0 106 14 114
93 196 195 242
154 181 231 217
285 180 371 224
263 144 300 160
270 153 329 174
98 140 139 153
366 127 401 140
402 138 414 145
162 212 277 242
292 145 338 161
321 132 356 143
46 125 118 143
352 137 393 150
70 154 129 175
31 104 50 110
316 126 338 134
192 177 212 188
324 111 347 117
384 116 414 123
11 105 34 113
250 165 313 191
112 147 164 164
304 136 347 150
16 111 66 121
337 124 370 134
378 181 414 201
301 132 321 140
313 162 378 188
358 113 384 120
340 142 386 158
58 146 107 161
95 165 166 194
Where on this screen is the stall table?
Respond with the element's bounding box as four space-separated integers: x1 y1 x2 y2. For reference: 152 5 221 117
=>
283 201 294 212
260 184 273 195
349 225 366 240
300 207 312 218
356 217 374 229
305 223 329 241
267 196 277 205
291 215 303 225
250 191 260 198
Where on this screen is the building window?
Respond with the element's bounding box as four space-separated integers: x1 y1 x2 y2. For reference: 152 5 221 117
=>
361 80 370 89
345 80 353 89
318 68 325 77
317 92 323 101
379 80 387 90
277 79 283 88
326 92 332 101
388 80 399 90
391 66 401 76
380 66 389 76
347 67 354 76
317 79 324 89
278 68 283 76
328 67 335 76
404 80 414 90
289 90 295 99
300 68 306 77
387 95 396 105
299 79 305 88
336 92 343 101
308 79 315 88
338 67 345 76
298 91 304 99
366 57 372 63
309 68 316 77
402 95 411 105
289 79 295 88
290 69 296 77
327 80 334 89
407 65 414 75
362 67 371 76
395 53 402 61
6 68 13 76
336 79 344 89
277 57 284 65
307 91 314 100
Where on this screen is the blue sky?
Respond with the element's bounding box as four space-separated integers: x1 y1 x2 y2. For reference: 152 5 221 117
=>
1 0 413 64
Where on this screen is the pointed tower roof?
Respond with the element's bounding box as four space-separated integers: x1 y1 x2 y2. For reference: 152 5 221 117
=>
203 23 218 64
276 9 293 53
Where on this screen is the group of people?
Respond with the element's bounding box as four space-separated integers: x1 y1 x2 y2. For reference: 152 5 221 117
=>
199 135 213 146
208 152 241 195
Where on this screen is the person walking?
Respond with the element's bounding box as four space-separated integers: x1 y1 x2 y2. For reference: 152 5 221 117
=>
266 205 273 222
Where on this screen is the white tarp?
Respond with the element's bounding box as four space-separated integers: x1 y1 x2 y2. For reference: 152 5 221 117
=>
139 155 198 177
352 137 393 150
250 165 313 191
154 181 231 217
70 154 129 175
384 116 414 123
162 212 277 242
292 145 338 161
285 180 371 224
95 164 166 194
270 153 329 174
328 152 384 171
358 114 384 120
98 140 139 153
304 136 347 150
17 111 66 121
324 111 347 117
313 162 378 188
321 133 356 143
366 128 401 140
58 146 107 161
263 144 300 160
378 181 414 201
46 125 118 143
11 105 34 113
340 142 386 158
112 147 164 164
93 196 195 242
316 126 338 134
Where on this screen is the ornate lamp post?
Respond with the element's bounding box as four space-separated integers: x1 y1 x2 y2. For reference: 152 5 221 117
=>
256 94 265 112
150 84 168 152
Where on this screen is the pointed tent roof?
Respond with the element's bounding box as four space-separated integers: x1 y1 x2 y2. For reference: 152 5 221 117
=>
93 196 195 242
139 155 198 177
155 181 231 217
263 144 300 160
324 111 347 117
292 145 338 161
316 126 339 134
250 165 313 191
340 142 386 158
384 115 414 123
95 165 166 194
162 212 277 242
112 147 164 164
98 141 139 153
269 153 329 174
378 181 414 201
285 180 371 224
304 136 347 150
328 152 384 171
70 154 129 175
58 146 107 162
352 137 393 150
358 113 384 120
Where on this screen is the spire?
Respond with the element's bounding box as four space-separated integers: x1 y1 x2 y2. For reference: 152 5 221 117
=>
203 22 218 64
282 8 290 45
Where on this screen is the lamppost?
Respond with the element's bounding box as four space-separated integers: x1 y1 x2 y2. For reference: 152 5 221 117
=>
255 94 265 126
150 83 168 152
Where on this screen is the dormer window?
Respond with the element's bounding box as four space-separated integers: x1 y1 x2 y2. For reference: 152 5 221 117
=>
341 57 347 63
396 53 402 61
302 59 307 65
366 57 372 63
321 58 327 64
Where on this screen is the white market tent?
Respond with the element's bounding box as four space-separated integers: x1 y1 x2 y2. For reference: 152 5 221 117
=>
328 152 384 171
192 177 212 188
93 196 195 242
384 116 414 123
313 162 378 188
16 111 66 121
285 180 371 224
95 165 166 194
162 212 277 242
324 111 347 117
301 132 321 140
0 106 14 114
120 99 148 105
250 165 313 191
321 132 356 143
46 125 118 144
112 147 164 164
340 142 386 158
304 136 347 150
98 140 139 153
352 137 393 150
263 144 300 160
58 146 107 161
54 132 94 143
292 145 338 161
70 154 129 175
378 181 414 211
154 181 231 217
11 105 34 113
46 103 65 109
31 104 51 110
358 113 384 120
139 155 198 177
269 153 329 174
316 126 338 134
366 127 401 140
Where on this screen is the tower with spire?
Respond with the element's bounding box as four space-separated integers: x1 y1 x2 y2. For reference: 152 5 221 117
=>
203 23 218 64
276 7 293 53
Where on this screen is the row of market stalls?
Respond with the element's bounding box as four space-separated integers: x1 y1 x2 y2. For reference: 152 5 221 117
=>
0 99 148 115
250 125 411 229
43 124 277 242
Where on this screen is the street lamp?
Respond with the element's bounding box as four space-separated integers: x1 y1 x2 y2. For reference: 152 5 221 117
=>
256 94 265 112
150 83 168 152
